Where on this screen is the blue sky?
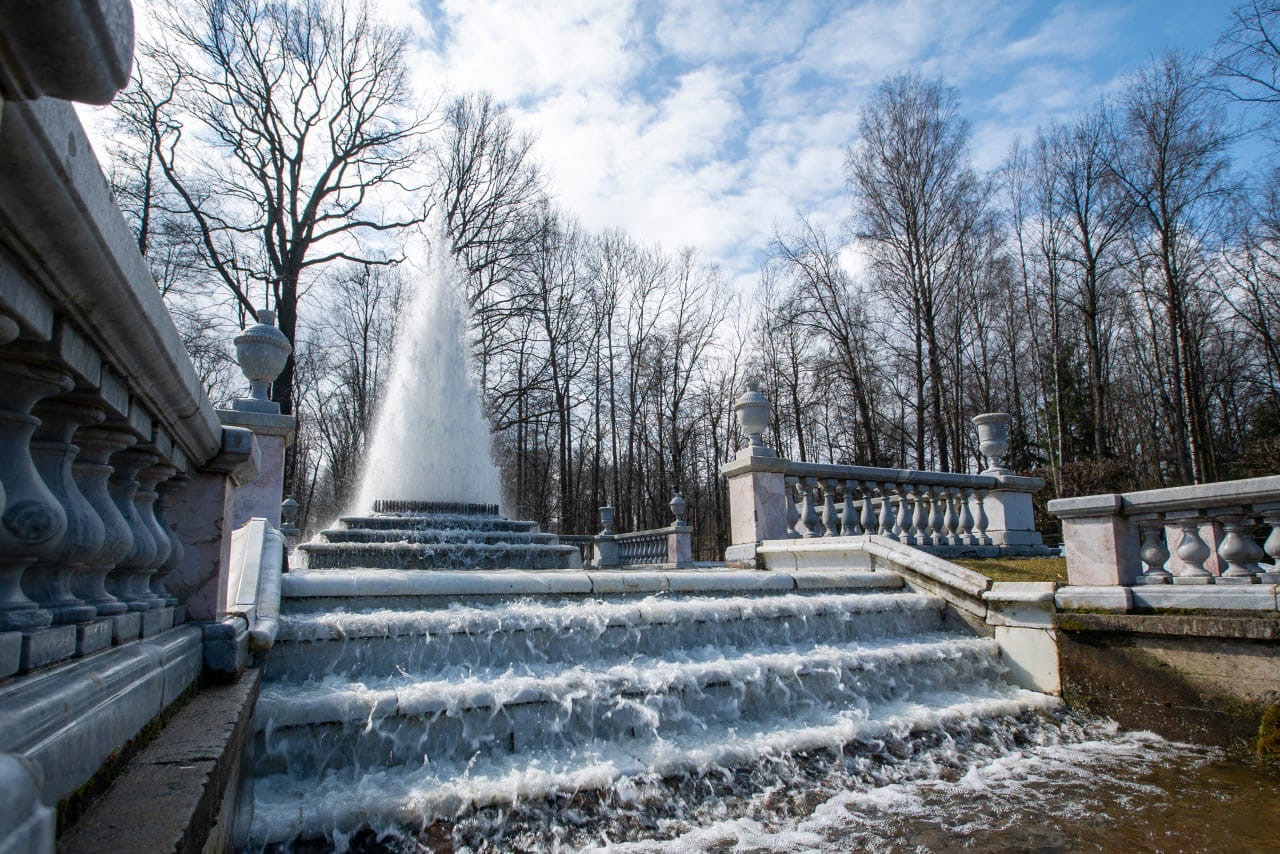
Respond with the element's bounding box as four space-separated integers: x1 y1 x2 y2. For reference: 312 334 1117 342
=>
98 1 1252 290
376 0 1248 288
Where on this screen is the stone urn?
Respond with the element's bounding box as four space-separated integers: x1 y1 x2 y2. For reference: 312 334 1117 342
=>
233 309 292 413
972 412 1012 474
670 491 687 526
734 380 772 451
598 505 616 536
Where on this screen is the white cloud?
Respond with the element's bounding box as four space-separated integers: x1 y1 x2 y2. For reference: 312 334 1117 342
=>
86 0 1210 293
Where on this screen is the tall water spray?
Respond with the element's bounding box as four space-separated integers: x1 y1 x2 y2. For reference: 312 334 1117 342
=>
354 241 502 512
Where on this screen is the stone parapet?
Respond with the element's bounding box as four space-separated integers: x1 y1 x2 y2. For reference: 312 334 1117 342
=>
1048 475 1280 587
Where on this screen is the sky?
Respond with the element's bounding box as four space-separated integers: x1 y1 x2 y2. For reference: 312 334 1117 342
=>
378 0 1246 288
86 0 1250 292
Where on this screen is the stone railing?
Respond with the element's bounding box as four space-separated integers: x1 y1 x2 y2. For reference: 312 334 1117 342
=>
1049 475 1280 587
557 534 596 566
0 2 295 846
204 518 287 673
590 494 694 568
721 382 1045 566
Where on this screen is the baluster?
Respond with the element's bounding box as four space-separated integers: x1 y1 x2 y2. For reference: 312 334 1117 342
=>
909 485 926 546
1218 514 1263 581
24 398 104 624
944 487 960 545
880 482 897 540
801 476 821 538
928 485 945 546
1261 510 1280 582
785 476 801 539
821 478 840 537
840 480 858 536
70 424 133 617
957 487 975 545
137 461 176 606
973 489 990 546
895 485 912 543
0 357 73 634
861 481 877 535
154 474 186 606
106 447 161 611
1136 519 1172 584
1171 516 1213 582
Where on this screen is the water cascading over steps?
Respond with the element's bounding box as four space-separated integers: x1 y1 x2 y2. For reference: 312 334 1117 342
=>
248 504 1057 847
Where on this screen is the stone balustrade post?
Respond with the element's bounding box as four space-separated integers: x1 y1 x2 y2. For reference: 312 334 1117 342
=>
162 426 259 621
280 498 300 551
721 381 790 566
593 505 620 568
220 309 295 529
1047 494 1140 586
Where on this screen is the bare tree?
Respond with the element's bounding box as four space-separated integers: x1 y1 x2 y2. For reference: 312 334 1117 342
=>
847 73 986 471
1109 52 1238 482
115 0 431 421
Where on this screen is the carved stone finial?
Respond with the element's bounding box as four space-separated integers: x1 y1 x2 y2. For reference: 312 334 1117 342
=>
232 308 291 414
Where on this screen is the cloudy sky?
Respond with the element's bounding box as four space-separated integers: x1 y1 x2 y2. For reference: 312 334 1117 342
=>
90 0 1246 290
378 0 1242 286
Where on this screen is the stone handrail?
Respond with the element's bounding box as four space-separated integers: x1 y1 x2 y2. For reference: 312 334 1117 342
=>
719 383 1045 566
557 534 595 565
1049 475 1280 586
588 494 694 567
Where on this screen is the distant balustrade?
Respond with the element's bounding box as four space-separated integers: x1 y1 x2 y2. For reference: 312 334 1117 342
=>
1048 475 1280 587
721 382 1045 566
581 493 694 568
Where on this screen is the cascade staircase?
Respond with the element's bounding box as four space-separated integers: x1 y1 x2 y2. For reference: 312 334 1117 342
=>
248 503 1054 846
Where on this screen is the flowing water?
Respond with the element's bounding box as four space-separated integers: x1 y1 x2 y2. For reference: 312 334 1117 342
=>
254 508 1280 851
353 247 501 513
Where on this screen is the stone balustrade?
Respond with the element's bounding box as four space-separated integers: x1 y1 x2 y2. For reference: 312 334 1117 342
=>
1049 475 1280 587
721 382 1045 566
590 493 695 568
0 2 295 842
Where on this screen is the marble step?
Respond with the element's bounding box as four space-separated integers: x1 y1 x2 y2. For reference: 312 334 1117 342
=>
253 636 1004 775
317 528 561 546
294 540 583 571
263 590 943 682
250 685 1058 844
336 514 540 534
278 568 905 613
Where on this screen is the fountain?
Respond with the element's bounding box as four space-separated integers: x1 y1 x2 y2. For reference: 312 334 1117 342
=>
247 247 1063 849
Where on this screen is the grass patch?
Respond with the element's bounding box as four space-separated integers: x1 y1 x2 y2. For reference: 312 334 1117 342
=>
954 556 1068 584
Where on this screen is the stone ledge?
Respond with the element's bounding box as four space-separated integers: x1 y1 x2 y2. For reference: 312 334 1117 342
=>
0 625 202 804
1055 611 1280 640
58 670 260 854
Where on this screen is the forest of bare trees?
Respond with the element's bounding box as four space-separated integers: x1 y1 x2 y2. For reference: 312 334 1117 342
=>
107 0 1280 557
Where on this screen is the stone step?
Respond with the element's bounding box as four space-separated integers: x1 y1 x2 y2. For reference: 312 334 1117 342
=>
252 636 1003 776
294 541 583 571
263 588 939 682
316 528 561 546
249 686 1057 844
336 514 541 534
278 568 903 610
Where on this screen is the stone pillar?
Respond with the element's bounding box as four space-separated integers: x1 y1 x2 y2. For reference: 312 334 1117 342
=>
162 426 259 621
1046 494 1140 586
593 506 619 568
981 476 1046 550
219 309 295 528
721 381 790 566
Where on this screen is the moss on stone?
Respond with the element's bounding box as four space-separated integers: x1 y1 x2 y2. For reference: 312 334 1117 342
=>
1257 703 1280 759
954 556 1068 584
